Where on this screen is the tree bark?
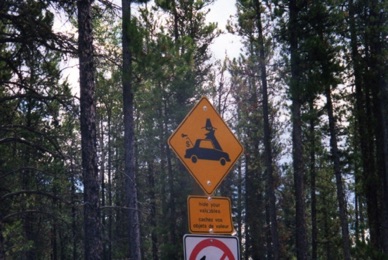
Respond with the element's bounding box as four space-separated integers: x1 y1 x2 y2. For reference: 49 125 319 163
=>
0 213 5 260
253 0 280 258
289 0 308 258
325 86 351 260
368 0 388 252
77 0 102 259
308 100 317 260
98 119 107 259
349 0 382 250
164 101 177 246
122 0 142 259
147 161 159 260
107 110 113 260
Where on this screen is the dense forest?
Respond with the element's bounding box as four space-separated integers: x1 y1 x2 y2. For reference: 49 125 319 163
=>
0 0 387 259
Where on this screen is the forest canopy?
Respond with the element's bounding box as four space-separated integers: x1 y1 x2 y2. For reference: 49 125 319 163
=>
0 0 387 259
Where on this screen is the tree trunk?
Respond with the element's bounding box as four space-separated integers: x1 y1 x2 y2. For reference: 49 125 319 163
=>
98 118 107 259
325 85 351 260
244 154 265 260
308 100 318 260
163 99 177 247
107 110 113 260
378 48 388 256
147 161 159 260
244 66 266 259
289 0 308 258
367 0 388 252
0 213 5 260
349 0 381 249
237 159 243 254
323 197 333 260
122 0 142 259
379 70 388 255
253 0 280 258
71 172 78 260
77 0 102 258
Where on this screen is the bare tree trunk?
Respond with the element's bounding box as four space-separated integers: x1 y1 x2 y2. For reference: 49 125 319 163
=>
98 119 107 259
147 161 159 260
253 0 280 258
71 172 78 260
234 98 244 254
164 103 177 246
122 0 142 259
368 0 388 253
77 0 102 259
289 0 308 258
107 110 113 260
379 73 388 256
325 86 351 260
237 160 243 253
348 0 381 250
0 213 5 260
379 55 388 256
308 100 318 260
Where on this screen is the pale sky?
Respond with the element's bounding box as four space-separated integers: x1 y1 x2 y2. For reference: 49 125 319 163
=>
207 0 242 60
56 0 241 94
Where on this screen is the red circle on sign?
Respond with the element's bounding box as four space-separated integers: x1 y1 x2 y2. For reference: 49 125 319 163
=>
189 238 235 260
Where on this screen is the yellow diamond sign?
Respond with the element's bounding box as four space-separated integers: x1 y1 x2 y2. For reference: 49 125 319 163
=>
168 97 243 195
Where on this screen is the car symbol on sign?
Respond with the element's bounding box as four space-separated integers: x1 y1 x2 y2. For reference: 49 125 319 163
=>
184 139 231 166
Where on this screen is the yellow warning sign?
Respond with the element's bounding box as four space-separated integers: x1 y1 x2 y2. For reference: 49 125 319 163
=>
187 196 233 234
168 97 243 195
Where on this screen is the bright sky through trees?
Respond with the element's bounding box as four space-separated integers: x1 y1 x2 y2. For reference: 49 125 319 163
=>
54 0 241 96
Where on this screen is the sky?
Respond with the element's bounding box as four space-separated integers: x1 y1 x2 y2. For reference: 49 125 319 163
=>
206 0 242 60
55 0 242 94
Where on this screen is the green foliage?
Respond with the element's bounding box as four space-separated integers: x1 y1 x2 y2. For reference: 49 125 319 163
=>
0 1 80 258
3 220 33 257
1 0 387 258
353 240 388 260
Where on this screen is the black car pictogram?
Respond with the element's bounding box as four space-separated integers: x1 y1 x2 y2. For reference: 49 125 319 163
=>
184 139 231 166
183 118 231 166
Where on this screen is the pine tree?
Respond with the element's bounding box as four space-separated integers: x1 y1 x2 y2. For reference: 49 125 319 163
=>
0 1 78 257
122 0 142 259
289 0 308 258
131 1 219 258
77 0 102 258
